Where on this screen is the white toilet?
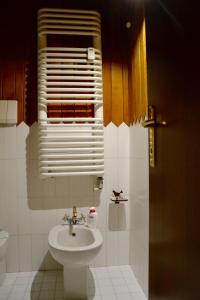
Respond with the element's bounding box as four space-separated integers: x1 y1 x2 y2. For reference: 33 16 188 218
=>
48 224 103 299
0 230 9 283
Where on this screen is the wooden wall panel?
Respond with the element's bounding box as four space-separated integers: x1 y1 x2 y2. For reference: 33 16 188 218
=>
102 62 112 126
0 76 1 100
1 58 26 124
123 64 130 126
15 60 26 124
101 2 132 127
129 7 148 124
111 63 124 126
0 0 147 127
0 0 28 125
2 62 15 100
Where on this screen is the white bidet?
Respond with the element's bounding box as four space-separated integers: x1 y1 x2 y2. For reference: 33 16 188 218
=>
48 224 102 299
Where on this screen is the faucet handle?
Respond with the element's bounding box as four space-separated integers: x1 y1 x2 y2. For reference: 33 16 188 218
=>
76 213 86 225
62 213 69 223
80 213 86 221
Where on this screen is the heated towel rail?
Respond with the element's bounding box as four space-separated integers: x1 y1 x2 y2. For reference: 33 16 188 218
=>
38 8 104 177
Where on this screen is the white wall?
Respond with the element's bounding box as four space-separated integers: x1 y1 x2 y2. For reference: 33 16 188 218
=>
129 124 149 298
0 122 130 272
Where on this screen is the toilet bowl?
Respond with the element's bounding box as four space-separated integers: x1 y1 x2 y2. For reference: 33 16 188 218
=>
48 224 103 299
0 230 9 283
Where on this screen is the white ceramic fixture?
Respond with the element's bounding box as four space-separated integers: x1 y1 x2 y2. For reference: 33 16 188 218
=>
48 224 103 299
0 230 9 260
0 230 9 282
38 8 104 178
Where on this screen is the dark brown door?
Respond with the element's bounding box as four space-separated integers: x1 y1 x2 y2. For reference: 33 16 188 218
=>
145 1 200 299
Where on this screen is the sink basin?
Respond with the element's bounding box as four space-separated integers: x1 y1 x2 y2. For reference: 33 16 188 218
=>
48 224 102 266
56 226 96 248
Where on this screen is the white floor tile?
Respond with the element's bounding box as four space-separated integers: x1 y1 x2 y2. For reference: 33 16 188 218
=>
114 285 130 294
0 277 16 286
111 277 127 286
1 265 146 300
0 285 13 294
100 294 116 300
15 277 30 285
0 295 9 300
116 293 136 300
98 277 113 287
17 272 33 278
4 273 18 279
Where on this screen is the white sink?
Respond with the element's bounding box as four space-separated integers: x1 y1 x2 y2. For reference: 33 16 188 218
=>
56 226 96 247
48 224 102 266
48 224 103 299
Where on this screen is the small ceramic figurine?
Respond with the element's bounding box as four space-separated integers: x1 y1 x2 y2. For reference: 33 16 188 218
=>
112 190 123 198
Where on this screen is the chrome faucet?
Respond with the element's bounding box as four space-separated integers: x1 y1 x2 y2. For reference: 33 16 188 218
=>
72 206 78 224
62 206 86 227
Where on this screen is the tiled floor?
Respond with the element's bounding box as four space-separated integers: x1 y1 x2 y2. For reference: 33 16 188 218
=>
0 265 146 300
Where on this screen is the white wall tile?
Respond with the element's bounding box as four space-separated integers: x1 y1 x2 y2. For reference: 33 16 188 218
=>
18 197 31 235
17 159 28 199
3 196 19 235
69 194 94 209
16 122 29 159
104 159 119 196
0 126 17 159
19 235 32 271
93 231 106 267
72 176 94 197
0 196 19 235
130 239 148 297
130 125 148 159
31 235 46 271
130 200 149 236
27 123 38 160
104 123 118 159
31 210 57 235
6 235 19 272
118 123 130 158
0 128 5 159
130 158 149 203
0 122 131 272
0 159 18 201
106 231 118 266
94 192 108 231
56 208 71 225
31 211 45 235
27 160 43 199
118 158 129 196
0 160 6 200
43 235 58 270
117 231 129 265
0 257 6 277
55 177 70 198
28 159 56 199
129 124 149 299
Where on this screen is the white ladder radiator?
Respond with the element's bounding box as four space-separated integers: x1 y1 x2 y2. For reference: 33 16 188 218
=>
38 8 104 177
